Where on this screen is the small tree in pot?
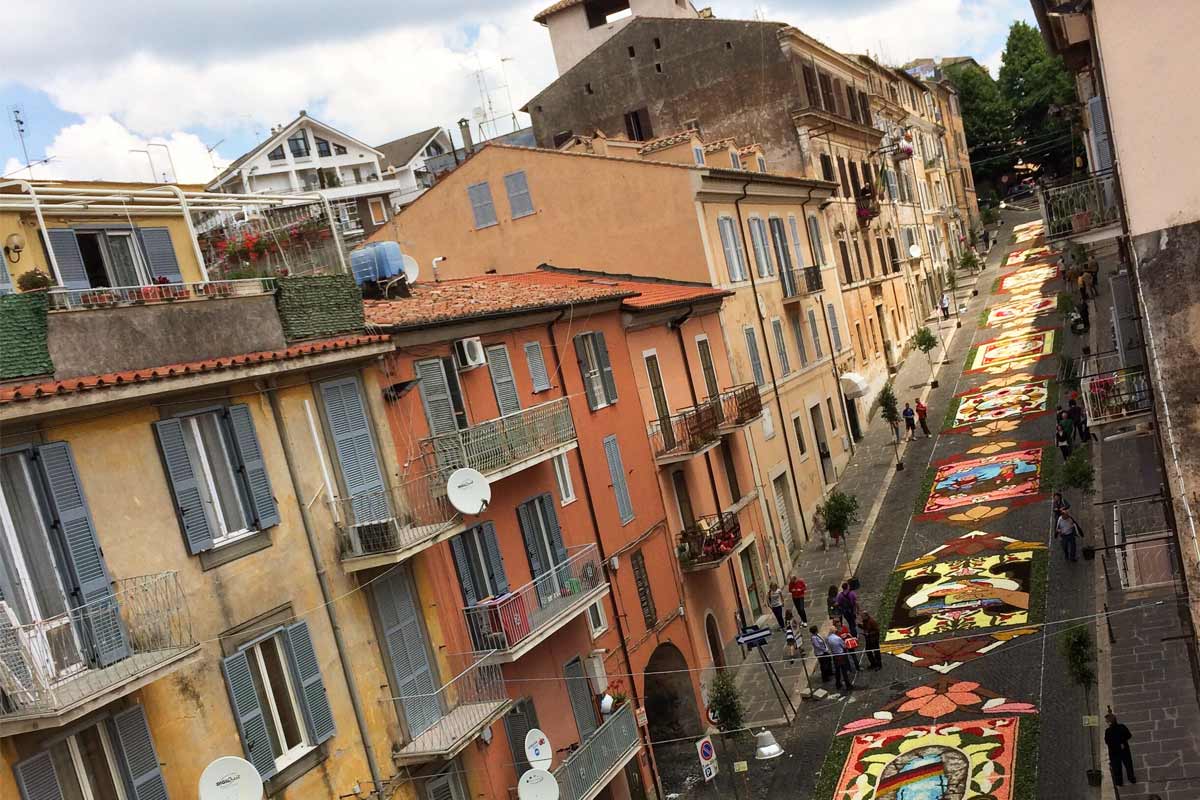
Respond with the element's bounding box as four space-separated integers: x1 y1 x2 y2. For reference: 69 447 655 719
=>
1061 627 1102 786
819 490 860 578
911 327 939 388
878 381 903 470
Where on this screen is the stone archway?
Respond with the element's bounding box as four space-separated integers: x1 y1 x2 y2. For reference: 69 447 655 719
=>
643 643 701 742
705 613 726 670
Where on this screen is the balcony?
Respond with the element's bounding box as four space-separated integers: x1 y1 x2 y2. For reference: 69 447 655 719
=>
47 278 276 312
393 653 512 765
716 384 762 430
463 545 607 662
677 511 743 572
0 572 198 736
780 267 821 302
648 401 721 465
1039 171 1121 241
333 473 465 572
554 703 642 800
1078 352 1151 426
421 397 577 482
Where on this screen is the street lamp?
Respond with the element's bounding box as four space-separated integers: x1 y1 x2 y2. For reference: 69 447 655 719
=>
754 729 784 760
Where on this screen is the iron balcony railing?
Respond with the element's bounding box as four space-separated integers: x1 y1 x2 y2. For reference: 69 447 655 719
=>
803 266 823 293
648 400 721 462
47 278 276 311
463 545 604 656
678 511 743 571
332 472 461 565
421 397 576 479
716 384 762 429
1040 171 1121 239
554 702 641 800
1079 352 1151 426
393 652 512 764
780 267 802 299
0 572 195 727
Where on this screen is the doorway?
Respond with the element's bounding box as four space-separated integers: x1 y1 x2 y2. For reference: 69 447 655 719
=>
739 549 762 619
810 404 834 484
705 613 726 669
845 397 862 441
644 643 701 740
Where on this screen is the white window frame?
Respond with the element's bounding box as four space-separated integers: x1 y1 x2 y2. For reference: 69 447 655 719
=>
76 229 152 288
586 601 609 638
553 453 576 506
730 151 742 169
49 721 130 800
367 197 387 226
248 633 314 772
182 411 255 547
579 333 613 409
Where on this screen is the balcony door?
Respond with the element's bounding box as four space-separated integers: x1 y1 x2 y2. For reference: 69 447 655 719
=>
375 567 442 740
644 353 675 451
517 495 569 608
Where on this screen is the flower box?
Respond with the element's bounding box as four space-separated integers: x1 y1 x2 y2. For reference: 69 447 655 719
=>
80 291 118 307
200 282 234 298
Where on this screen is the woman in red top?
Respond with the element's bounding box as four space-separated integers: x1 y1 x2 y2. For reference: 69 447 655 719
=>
787 575 808 625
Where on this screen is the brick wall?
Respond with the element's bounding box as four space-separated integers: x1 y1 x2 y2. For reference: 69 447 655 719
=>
0 291 53 379
275 274 364 341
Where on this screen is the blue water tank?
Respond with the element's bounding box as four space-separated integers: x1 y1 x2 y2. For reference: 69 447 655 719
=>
351 241 406 285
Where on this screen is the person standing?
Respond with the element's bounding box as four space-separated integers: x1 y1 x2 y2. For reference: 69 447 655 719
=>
1052 491 1071 532
768 582 785 631
810 625 833 682
837 582 859 637
1060 406 1077 444
1068 399 1090 442
784 612 799 664
826 585 840 619
826 626 855 691
787 575 809 625
1055 508 1082 561
902 403 917 441
915 399 931 438
940 292 951 320
1056 423 1072 460
1104 711 1137 786
860 612 883 671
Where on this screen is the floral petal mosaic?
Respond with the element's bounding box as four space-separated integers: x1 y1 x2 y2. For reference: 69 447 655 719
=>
970 331 1055 371
883 628 1039 674
923 448 1044 514
986 295 1056 327
838 678 1038 733
999 264 1059 293
954 381 1049 427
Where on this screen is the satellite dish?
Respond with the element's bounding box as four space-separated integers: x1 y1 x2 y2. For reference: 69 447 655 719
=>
517 770 559 800
447 467 491 515
198 756 263 800
525 728 553 771
401 254 420 284
908 244 922 259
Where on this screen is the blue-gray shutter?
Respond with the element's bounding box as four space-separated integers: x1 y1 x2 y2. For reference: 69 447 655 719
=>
111 705 168 800
743 328 764 386
152 418 215 554
225 405 279 529
135 228 182 284
36 442 129 667
319 378 388 525
806 217 824 266
749 218 772 277
504 699 541 773
46 229 89 290
467 182 497 228
602 435 634 524
503 171 534 218
449 534 479 606
284 621 336 744
808 310 824 358
791 315 809 367
572 336 601 410
486 345 521 417
1089 96 1114 172
788 216 807 269
564 658 598 741
0 254 11 293
375 569 440 738
524 342 551 392
13 751 62 800
516 501 545 580
222 650 278 779
416 360 457 435
481 521 508 593
772 319 791 375
593 332 618 404
538 494 568 565
826 303 843 352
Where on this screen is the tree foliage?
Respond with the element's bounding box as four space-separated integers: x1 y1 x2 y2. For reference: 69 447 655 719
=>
818 489 860 536
944 61 1013 187
707 669 744 733
998 21 1079 176
878 381 900 426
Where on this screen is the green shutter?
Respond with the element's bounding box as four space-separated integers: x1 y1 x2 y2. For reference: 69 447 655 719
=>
602 435 634 524
564 658 598 741
111 705 168 800
516 501 545 580
593 332 618 404
135 228 183 284
225 405 280 529
222 650 278 779
486 345 521 417
744 328 764 386
524 342 551 392
319 377 388 525
13 751 62 800
46 229 90 290
504 699 540 773
285 621 336 744
152 418 215 554
375 569 441 738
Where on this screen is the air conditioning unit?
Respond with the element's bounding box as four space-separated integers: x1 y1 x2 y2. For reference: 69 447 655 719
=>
454 337 486 370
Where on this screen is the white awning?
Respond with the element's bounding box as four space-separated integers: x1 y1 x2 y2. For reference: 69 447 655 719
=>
840 372 870 399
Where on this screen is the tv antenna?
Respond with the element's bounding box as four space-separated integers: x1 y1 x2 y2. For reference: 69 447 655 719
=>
9 106 34 179
205 139 225 171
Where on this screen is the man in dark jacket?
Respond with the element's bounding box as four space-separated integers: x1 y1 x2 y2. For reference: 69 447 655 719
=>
1104 711 1137 786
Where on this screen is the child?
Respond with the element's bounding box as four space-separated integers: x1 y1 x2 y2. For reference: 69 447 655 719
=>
784 610 799 664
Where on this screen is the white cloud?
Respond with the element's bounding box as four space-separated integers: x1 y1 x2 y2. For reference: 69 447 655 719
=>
3 117 227 183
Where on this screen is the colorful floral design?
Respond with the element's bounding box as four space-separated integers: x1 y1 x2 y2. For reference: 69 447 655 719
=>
967 440 1019 454
971 330 1055 371
1005 244 1053 266
945 505 1010 524
954 382 1048 427
896 530 1045 569
987 295 1056 327
999 264 1059 292
923 448 1043 514
838 679 1036 734
884 628 1038 673
978 372 1037 391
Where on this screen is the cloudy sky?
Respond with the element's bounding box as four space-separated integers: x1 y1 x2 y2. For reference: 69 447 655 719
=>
1 0 1034 184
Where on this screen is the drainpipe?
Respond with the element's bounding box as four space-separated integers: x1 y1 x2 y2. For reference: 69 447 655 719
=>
733 178 810 565
543 313 663 799
266 379 385 796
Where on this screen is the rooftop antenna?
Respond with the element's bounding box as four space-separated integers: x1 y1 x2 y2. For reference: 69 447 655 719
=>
500 57 520 133
205 139 225 171
9 106 33 179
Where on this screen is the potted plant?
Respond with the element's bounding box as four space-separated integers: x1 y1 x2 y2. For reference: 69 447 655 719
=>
706 669 744 732
1061 627 1103 786
818 490 860 549
911 326 939 387
16 268 53 292
878 382 903 470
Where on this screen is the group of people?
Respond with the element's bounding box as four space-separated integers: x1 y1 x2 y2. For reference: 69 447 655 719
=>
767 576 881 692
901 400 932 441
1054 398 1093 460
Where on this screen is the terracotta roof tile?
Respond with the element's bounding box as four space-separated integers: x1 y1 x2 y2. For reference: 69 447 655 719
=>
533 0 584 22
702 138 736 153
638 132 697 155
0 334 390 405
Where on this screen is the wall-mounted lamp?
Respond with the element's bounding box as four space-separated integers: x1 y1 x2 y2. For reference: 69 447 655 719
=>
4 232 25 264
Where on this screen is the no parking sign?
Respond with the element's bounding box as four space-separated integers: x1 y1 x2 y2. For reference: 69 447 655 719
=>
696 736 718 782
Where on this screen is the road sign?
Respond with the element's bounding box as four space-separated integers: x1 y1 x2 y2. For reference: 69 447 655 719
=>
736 626 771 648
696 736 718 782
733 761 749 773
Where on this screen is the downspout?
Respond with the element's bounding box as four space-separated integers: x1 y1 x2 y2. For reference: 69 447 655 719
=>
733 177 809 567
544 312 664 799
0 180 63 285
266 379 385 796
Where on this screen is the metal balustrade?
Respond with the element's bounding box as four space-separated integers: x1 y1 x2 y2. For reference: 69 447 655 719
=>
1079 352 1151 425
421 397 576 480
803 266 823 293
780 268 804 300
393 652 512 764
332 473 462 568
647 400 721 463
678 511 743 571
553 703 641 800
716 384 762 429
47 278 276 311
0 572 196 730
462 545 604 659
1040 171 1121 240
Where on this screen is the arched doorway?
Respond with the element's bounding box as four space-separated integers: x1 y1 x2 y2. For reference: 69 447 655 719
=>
643 643 701 743
705 614 726 670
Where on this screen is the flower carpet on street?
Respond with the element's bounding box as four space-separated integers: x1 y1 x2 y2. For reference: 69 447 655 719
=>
950 381 1050 429
922 448 1044 515
969 330 1055 372
883 628 1039 674
986 294 1056 327
838 678 1038 733
998 264 1059 293
1005 244 1053 266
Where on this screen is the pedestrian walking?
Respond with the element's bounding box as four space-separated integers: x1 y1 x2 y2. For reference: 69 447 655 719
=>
826 585 840 619
811 625 833 682
768 582 785 631
860 612 883 671
940 292 951 320
1060 407 1077 443
784 611 800 664
813 507 829 551
1052 491 1071 526
1105 711 1137 786
1055 423 1072 460
787 575 809 625
915 398 931 438
1077 272 1090 304
1081 270 1095 304
902 403 917 441
826 626 855 691
1068 399 1091 442
1078 293 1091 329
837 582 859 637
1055 508 1083 561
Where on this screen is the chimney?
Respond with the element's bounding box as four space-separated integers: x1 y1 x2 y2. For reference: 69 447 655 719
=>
458 118 475 155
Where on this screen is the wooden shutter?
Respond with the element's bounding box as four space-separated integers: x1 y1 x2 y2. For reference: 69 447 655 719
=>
111 705 168 800
636 108 654 140
773 476 794 547
644 354 670 419
153 418 215 554
565 657 598 741
808 310 824 358
769 218 793 272
593 332 618 404
320 377 388 525
503 171 534 218
524 342 551 392
845 84 860 123
538 494 568 565
772 319 791 374
481 522 508 593
802 64 819 108
602 435 634 523
787 216 806 269
1088 96 1114 172
572 335 601 410
672 471 695 529
516 500 546 581
135 227 183 283
848 162 861 195
858 91 872 125
416 359 458 435
819 153 835 183
696 338 719 399
375 568 440 738
630 551 657 626
486 345 522 417
36 442 129 667
807 217 824 266
838 240 853 285
225 405 280 529
284 621 336 744
13 751 63 800
826 304 843 351
743 328 764 386
749 218 772 277
717 218 743 282
222 649 279 779
46 229 90 289
449 534 479 606
467 182 497 228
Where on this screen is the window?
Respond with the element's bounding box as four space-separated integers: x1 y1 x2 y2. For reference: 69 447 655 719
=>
848 161 861 194
73 229 152 288
268 144 286 161
748 218 773 277
653 36 662 49
524 341 552 392
819 153 835 183
858 90 872 125
587 602 608 637
836 156 851 197
827 398 838 431
553 454 576 505
818 71 835 112
875 238 888 276
503 170 534 218
802 64 820 108
696 336 720 399
772 474 795 548
792 415 808 456
574 332 618 410
863 234 875 276
845 84 860 123
416 357 469 434
467 181 498 228
603 435 635 524
717 216 748 282
808 309 824 358
425 140 445 157
790 314 809 367
838 240 854 286
720 441 742 501
684 118 702 135
854 322 866 360
287 130 310 158
757 155 767 172
768 217 793 277
451 523 508 605
368 197 388 226
672 470 695 529
584 82 594 95
743 327 765 387
335 200 361 232
771 318 791 376
505 699 541 775
654 62 663 74
315 137 332 157
787 215 807 270
730 151 742 170
762 406 775 438
806 216 826 266
693 146 705 165
826 303 843 351
630 550 657 626
623 107 653 141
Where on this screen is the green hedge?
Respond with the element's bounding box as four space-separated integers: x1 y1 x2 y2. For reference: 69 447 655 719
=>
275 274 364 341
0 291 53 379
